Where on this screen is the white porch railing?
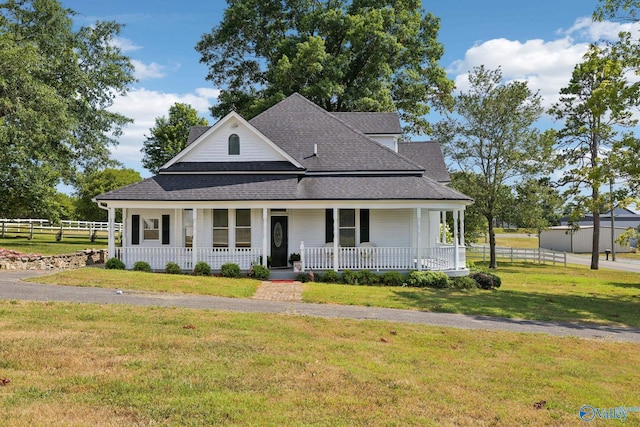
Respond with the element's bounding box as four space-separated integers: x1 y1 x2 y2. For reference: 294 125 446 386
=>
115 247 262 270
302 245 466 272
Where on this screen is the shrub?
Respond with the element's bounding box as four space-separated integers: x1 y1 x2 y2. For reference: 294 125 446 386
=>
341 269 359 285
380 271 405 286
356 269 379 285
449 276 479 289
470 272 501 290
250 264 270 280
133 261 152 272
193 261 211 276
105 257 125 270
165 262 182 275
296 272 312 282
406 271 449 288
321 270 340 283
220 262 240 278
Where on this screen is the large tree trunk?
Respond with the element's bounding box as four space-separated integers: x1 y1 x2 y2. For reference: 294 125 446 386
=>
488 217 497 269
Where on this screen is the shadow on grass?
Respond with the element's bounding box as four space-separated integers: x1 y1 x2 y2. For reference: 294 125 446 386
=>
392 289 640 328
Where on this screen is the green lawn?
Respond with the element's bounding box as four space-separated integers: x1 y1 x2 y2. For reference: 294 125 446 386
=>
0 232 107 256
1 301 638 426
29 262 640 327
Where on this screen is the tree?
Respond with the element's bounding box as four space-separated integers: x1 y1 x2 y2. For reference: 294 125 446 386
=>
513 178 563 233
75 168 142 222
0 0 135 219
195 0 453 135
141 103 209 174
449 172 488 243
594 0 640 20
549 42 640 269
434 66 553 269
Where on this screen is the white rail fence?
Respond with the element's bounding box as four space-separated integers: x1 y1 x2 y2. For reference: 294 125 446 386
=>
0 219 123 240
467 245 567 266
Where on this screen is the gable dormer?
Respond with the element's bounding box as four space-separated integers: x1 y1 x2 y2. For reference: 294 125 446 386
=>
160 111 303 171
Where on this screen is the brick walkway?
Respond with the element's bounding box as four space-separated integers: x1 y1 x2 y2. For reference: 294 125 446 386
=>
252 281 303 302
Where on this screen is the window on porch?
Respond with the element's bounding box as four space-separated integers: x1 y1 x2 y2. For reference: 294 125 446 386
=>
143 218 159 240
325 209 370 247
213 209 229 247
235 209 251 247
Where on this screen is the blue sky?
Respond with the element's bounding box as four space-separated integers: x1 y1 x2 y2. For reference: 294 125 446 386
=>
60 0 639 177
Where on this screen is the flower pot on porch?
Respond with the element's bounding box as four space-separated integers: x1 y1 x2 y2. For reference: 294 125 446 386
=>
293 260 302 272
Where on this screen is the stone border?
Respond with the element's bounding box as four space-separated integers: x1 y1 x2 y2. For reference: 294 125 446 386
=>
0 250 107 271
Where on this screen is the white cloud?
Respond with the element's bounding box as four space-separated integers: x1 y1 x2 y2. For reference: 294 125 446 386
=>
111 36 142 52
449 18 640 109
108 87 220 176
131 59 167 80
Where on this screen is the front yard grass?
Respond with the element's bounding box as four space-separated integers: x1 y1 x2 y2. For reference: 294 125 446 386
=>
304 263 640 328
28 262 640 327
31 268 259 298
0 233 107 256
1 301 638 426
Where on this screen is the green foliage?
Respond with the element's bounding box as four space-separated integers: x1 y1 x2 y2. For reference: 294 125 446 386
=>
296 272 313 283
549 40 640 269
470 272 502 290
594 0 640 20
449 276 479 290
356 270 379 286
434 66 552 269
321 270 340 284
406 271 449 288
220 263 240 278
165 262 182 275
195 0 453 135
105 258 125 270
379 271 405 286
249 264 270 280
75 168 142 222
341 270 359 285
0 0 135 219
141 103 209 174
288 253 301 264
133 261 152 273
193 261 212 276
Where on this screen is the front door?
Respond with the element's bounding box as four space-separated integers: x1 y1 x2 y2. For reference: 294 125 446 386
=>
271 216 288 268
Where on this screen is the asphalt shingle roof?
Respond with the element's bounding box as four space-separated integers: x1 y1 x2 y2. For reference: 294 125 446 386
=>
95 174 471 202
331 112 402 134
397 141 450 183
249 93 422 173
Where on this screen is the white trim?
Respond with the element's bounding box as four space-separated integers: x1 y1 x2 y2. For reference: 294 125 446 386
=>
161 111 304 170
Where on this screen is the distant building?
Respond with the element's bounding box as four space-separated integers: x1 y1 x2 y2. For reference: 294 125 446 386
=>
539 225 632 253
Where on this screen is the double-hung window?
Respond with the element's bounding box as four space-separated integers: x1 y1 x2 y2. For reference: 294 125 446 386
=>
213 209 229 247
143 218 159 240
235 209 251 247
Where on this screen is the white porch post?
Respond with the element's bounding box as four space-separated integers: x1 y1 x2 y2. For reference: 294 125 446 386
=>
192 208 198 269
453 209 460 270
460 209 465 248
441 211 447 243
108 207 115 260
121 208 127 248
262 208 268 266
333 207 339 272
416 208 422 271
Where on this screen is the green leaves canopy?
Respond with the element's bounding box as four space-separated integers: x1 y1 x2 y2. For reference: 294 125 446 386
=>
75 168 141 222
0 0 135 219
434 66 552 268
196 0 453 135
141 103 209 174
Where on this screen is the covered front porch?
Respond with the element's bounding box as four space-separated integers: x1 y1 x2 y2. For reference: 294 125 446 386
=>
103 204 468 276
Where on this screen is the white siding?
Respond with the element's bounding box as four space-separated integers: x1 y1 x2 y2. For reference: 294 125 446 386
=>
290 209 325 248
127 209 174 248
369 135 398 152
181 121 287 162
540 226 631 253
370 209 412 247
